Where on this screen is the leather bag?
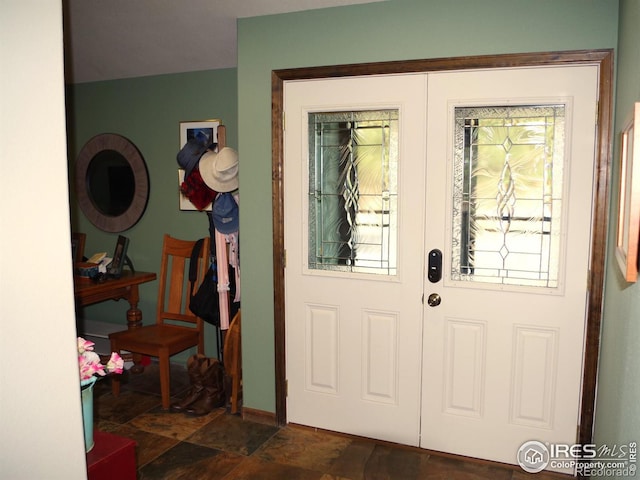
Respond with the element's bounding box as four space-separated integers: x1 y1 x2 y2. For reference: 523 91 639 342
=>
188 239 220 326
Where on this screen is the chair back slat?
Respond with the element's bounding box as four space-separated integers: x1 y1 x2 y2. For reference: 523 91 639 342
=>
167 255 186 314
156 234 210 328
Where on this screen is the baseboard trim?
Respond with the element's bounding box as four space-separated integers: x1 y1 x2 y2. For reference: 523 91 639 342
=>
242 407 277 426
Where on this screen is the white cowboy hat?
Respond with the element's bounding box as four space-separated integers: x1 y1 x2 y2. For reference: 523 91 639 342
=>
200 147 239 192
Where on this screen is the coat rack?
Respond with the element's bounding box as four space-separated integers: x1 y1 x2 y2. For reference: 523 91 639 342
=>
217 124 226 150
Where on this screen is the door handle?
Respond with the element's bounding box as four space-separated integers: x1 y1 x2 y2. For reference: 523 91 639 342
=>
428 249 442 283
427 293 441 307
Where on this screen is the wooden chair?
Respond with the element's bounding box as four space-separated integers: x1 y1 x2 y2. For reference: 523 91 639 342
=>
224 310 242 414
109 234 210 409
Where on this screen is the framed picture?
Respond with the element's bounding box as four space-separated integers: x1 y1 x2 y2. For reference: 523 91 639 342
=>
179 119 220 150
179 119 220 211
71 232 86 263
615 102 640 282
107 235 130 278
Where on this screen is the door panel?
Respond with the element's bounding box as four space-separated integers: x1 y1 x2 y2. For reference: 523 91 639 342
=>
421 66 598 472
284 75 427 446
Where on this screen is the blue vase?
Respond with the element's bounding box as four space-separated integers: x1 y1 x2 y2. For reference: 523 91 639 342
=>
80 376 97 452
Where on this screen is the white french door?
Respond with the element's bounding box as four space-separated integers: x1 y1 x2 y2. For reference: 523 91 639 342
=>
284 65 598 472
421 66 597 470
284 75 427 445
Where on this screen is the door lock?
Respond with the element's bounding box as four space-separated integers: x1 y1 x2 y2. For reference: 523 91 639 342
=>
427 293 441 307
428 249 442 283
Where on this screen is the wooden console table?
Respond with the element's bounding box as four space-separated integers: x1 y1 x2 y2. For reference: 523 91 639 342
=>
75 271 156 372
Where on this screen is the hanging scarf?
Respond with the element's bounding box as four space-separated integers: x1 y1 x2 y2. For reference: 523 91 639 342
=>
215 229 231 330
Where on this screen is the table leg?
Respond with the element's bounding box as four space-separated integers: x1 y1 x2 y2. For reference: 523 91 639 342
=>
126 285 145 374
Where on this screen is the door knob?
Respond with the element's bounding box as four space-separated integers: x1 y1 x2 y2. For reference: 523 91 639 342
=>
427 293 441 307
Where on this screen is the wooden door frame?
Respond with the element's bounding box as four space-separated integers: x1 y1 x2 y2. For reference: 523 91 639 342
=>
271 49 614 447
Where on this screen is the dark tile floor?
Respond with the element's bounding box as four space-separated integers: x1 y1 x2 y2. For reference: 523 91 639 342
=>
93 364 571 480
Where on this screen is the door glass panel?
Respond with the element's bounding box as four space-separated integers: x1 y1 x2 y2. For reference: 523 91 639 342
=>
451 105 565 288
308 110 398 275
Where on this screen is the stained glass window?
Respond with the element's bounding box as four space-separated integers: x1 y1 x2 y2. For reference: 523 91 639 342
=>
308 110 398 275
451 105 565 288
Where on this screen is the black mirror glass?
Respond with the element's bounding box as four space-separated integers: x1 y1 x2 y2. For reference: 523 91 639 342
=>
87 150 136 217
75 134 149 232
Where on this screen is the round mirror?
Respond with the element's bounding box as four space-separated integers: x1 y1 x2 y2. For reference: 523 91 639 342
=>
75 134 149 232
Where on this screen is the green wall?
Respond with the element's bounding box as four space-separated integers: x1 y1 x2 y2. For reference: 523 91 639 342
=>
67 68 237 360
237 0 618 413
593 1 640 475
68 0 621 418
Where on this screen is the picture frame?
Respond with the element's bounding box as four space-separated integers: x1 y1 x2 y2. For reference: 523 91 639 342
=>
615 102 640 282
107 235 130 278
179 119 220 211
71 232 86 263
179 119 220 151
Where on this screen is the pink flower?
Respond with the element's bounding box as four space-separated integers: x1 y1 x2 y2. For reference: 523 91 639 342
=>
77 337 95 354
106 352 124 374
77 336 124 382
79 351 105 381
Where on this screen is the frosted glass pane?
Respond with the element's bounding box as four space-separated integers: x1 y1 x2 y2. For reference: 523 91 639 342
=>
451 105 565 288
308 110 398 275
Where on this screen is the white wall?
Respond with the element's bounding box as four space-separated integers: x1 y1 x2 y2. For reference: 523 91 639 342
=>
0 2 87 478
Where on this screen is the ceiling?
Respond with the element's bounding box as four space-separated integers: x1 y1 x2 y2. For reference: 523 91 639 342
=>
63 0 385 84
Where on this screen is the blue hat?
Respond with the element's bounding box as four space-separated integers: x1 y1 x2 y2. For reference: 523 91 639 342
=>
212 193 239 234
177 131 209 179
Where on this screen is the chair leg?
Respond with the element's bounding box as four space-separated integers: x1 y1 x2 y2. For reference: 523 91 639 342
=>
110 343 121 397
230 373 242 414
111 374 121 397
159 354 171 410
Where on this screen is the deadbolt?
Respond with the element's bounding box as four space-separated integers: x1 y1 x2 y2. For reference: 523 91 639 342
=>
427 249 442 283
427 293 441 307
